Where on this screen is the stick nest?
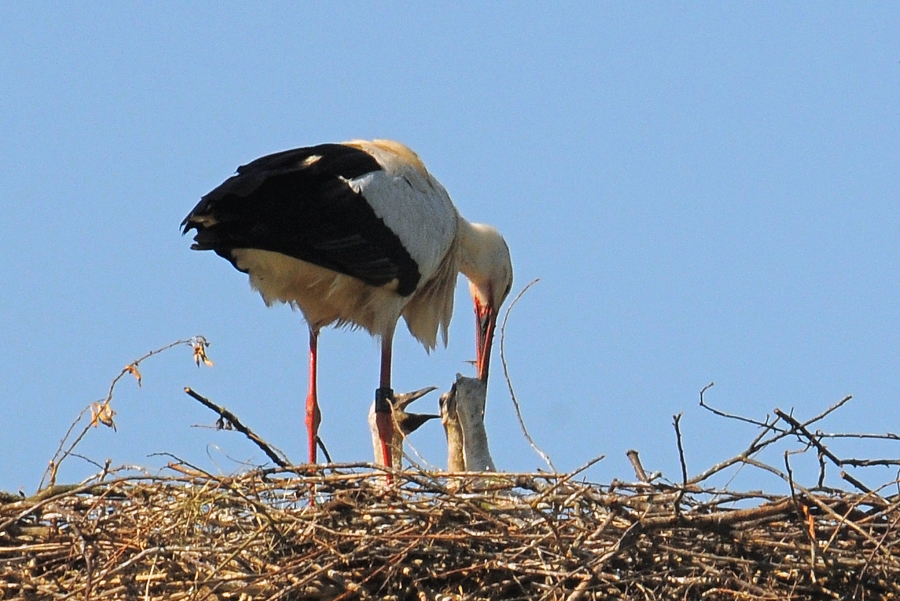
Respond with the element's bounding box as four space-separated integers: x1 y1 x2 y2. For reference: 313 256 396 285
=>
4 340 900 599
2 464 899 600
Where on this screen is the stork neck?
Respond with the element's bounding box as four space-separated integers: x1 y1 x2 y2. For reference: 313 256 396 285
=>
456 219 509 308
456 219 488 285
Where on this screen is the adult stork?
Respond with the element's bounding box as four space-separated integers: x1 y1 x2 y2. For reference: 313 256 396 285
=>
181 139 513 468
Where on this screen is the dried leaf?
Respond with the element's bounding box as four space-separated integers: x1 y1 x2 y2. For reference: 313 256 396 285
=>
125 363 142 387
90 402 117 431
802 503 816 539
192 338 214 367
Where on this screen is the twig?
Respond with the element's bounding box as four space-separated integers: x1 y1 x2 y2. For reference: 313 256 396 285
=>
498 278 555 472
626 450 650 483
840 471 872 494
587 517 646 574
819 431 900 441
840 458 900 468
784 450 818 585
689 395 858 487
672 413 688 486
672 413 689 512
641 497 795 529
529 454 604 508
805 394 854 425
687 416 782 485
564 575 592 601
698 381 778 429
775 408 843 469
41 337 211 490
183 387 291 469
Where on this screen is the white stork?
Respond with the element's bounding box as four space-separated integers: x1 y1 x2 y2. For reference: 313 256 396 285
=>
182 139 513 468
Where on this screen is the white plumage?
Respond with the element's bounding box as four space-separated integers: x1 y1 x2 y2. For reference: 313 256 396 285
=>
182 139 513 468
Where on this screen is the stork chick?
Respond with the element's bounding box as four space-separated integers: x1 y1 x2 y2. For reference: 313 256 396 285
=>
368 386 439 470
440 373 496 472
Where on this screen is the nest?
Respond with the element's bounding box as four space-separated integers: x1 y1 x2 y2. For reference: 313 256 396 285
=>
4 340 900 599
2 462 899 601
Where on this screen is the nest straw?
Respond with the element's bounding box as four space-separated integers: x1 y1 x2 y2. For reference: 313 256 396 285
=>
3 461 900 600
5 338 900 600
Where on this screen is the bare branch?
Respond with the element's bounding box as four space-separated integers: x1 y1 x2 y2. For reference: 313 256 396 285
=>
626 449 650 483
698 381 778 429
672 413 688 487
774 408 843 469
42 337 212 490
183 387 291 469
498 278 555 472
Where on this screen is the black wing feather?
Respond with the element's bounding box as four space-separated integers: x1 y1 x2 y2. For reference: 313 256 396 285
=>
182 144 421 296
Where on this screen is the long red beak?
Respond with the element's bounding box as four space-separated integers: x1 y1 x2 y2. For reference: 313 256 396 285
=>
475 298 497 382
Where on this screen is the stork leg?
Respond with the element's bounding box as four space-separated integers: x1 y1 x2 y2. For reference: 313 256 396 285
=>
373 327 395 469
305 327 322 464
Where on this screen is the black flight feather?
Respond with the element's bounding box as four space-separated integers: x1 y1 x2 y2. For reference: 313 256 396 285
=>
182 144 422 296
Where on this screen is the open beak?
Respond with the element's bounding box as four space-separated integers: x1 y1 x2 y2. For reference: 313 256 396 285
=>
391 386 440 435
475 298 497 382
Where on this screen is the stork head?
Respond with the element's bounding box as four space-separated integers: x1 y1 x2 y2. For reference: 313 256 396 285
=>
458 222 513 383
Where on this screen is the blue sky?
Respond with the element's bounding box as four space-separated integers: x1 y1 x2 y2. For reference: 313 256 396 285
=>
2 4 899 494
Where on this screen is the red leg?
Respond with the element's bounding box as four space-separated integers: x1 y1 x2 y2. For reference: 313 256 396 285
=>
305 327 322 464
373 328 395 470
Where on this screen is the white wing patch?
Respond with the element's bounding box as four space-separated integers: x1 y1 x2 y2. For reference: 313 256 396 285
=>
346 169 457 285
341 139 460 285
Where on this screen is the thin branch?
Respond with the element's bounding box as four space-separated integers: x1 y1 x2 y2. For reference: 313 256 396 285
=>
774 408 843 469
626 450 650 483
688 394 859 488
673 413 688 487
183 387 291 469
840 458 900 468
819 431 900 441
698 381 778 429
805 394 854 426
498 278 555 472
41 337 211 490
672 413 689 513
528 454 604 508
841 471 873 495
687 415 782 486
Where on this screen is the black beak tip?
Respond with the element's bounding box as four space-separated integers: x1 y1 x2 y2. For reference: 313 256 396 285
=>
399 412 440 435
392 385 439 410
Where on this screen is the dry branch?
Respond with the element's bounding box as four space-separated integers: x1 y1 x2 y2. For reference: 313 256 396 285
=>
3 464 900 600
42 337 213 489
498 278 555 472
8 340 900 599
183 387 291 469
